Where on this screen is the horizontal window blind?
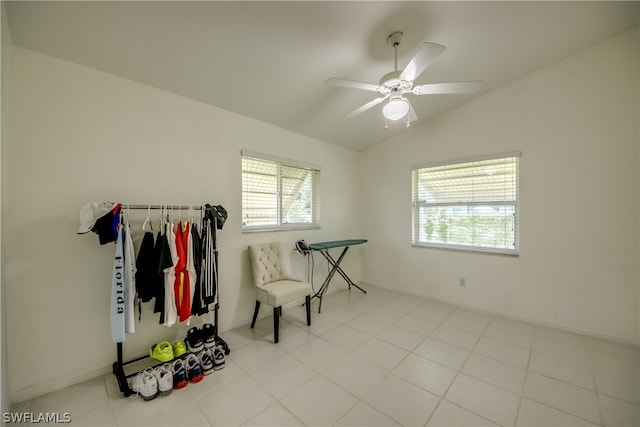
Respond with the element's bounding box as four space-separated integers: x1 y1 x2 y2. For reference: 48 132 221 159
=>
412 153 519 254
242 152 320 231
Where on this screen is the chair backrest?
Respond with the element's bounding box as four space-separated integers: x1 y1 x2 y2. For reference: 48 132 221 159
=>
248 242 293 288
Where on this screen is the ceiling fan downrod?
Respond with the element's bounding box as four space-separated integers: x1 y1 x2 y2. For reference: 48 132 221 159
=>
387 31 403 72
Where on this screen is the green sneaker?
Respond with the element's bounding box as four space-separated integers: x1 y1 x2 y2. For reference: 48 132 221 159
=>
150 341 174 363
172 341 187 358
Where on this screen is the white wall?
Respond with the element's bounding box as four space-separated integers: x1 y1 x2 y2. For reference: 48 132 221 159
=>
4 47 363 402
1 0 13 419
361 29 639 344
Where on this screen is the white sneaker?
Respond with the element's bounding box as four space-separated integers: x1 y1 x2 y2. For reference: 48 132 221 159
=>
131 368 158 401
153 363 173 396
198 349 214 375
213 345 225 370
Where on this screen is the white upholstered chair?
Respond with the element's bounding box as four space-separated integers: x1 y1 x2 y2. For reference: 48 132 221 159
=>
248 242 312 343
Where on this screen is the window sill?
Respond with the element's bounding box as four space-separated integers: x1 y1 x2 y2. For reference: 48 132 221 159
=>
412 242 519 257
242 224 321 233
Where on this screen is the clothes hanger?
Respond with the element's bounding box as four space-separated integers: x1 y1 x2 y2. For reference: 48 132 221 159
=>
142 204 153 233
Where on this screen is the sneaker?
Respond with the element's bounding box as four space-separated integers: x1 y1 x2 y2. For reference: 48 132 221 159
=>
153 363 173 396
131 368 158 401
185 354 204 383
213 345 225 370
197 349 214 375
150 341 174 363
201 323 216 349
172 341 187 358
172 359 188 389
217 336 231 355
185 327 204 353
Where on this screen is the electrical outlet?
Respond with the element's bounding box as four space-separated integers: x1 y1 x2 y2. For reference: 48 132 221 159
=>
459 277 466 287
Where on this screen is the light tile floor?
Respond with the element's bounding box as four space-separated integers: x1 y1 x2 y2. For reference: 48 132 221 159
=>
11 286 640 426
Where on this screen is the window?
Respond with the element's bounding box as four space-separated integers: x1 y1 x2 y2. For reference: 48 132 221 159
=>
412 153 520 255
242 151 320 231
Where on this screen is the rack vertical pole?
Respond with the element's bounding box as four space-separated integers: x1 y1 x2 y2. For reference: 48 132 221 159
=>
113 342 132 396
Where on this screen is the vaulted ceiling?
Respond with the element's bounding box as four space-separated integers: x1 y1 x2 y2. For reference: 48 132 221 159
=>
5 1 639 151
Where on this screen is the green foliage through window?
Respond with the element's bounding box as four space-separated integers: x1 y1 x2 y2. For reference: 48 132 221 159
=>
412 154 519 254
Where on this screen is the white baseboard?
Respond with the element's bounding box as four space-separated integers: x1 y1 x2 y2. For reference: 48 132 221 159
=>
10 365 112 405
361 279 640 348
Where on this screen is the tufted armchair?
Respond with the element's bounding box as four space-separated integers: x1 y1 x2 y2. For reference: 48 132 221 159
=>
248 242 312 343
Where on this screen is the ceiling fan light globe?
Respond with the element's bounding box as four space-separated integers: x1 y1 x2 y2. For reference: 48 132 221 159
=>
383 98 410 121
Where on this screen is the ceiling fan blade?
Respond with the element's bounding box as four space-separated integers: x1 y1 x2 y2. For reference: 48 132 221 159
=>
407 101 418 123
344 95 389 119
326 78 381 92
412 81 482 95
399 42 446 82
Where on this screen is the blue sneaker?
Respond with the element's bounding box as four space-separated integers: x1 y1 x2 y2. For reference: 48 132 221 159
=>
186 354 204 383
172 359 188 389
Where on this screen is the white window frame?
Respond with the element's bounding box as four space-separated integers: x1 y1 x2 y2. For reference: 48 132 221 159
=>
242 150 320 232
412 152 520 255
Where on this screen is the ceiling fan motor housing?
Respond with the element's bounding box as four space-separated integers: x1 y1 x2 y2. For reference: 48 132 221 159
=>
379 70 412 95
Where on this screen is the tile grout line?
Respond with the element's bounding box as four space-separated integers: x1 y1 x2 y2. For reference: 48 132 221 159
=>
430 312 504 426
585 334 606 427
102 375 120 427
516 333 607 427
423 307 485 426
281 295 390 426
513 341 533 427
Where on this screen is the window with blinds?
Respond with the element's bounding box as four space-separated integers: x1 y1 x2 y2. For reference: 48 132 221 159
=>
242 151 320 231
412 153 520 255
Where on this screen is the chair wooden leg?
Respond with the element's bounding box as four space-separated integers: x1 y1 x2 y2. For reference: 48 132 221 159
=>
273 307 280 343
250 301 260 328
305 295 311 326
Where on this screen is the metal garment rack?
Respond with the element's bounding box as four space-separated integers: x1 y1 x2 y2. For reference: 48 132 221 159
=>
111 203 223 397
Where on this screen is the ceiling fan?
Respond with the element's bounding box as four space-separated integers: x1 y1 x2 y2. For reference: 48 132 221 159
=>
327 31 481 127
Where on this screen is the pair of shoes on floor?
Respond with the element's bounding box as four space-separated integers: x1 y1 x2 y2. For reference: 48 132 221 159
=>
171 341 187 358
196 346 225 374
172 354 204 388
149 340 188 362
131 365 173 401
154 363 173 396
188 324 231 355
185 324 216 352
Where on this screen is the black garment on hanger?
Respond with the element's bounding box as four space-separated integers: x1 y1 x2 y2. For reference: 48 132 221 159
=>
135 232 156 303
154 229 172 324
190 224 207 316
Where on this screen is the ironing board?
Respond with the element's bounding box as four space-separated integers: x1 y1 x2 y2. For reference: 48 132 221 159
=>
308 239 367 312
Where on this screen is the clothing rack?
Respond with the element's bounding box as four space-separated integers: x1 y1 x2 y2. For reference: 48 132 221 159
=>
110 203 227 397
119 204 204 210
